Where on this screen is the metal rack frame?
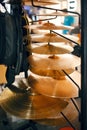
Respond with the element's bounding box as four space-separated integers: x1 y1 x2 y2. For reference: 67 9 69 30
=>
81 0 87 130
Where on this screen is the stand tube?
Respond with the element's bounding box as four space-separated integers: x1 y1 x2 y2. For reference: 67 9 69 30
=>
81 0 87 130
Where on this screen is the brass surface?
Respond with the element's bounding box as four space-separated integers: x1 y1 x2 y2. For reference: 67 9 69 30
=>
28 71 81 98
34 98 80 126
0 88 68 119
25 23 74 30
30 67 74 79
28 54 81 70
24 0 59 6
30 44 73 54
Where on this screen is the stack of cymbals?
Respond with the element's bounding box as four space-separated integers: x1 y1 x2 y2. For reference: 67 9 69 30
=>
24 22 79 44
26 36 81 128
0 7 81 129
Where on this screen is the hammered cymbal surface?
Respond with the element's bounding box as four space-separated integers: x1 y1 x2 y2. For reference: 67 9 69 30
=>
0 88 68 119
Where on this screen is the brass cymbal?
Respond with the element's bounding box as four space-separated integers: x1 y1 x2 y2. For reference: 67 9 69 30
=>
25 22 74 30
24 0 59 6
0 88 68 119
28 54 81 70
7 0 59 4
36 11 77 16
30 43 73 54
34 98 80 126
30 67 74 79
28 71 81 98
26 33 79 43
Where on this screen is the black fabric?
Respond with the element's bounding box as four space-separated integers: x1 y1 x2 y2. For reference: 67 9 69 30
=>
0 4 29 91
0 11 17 66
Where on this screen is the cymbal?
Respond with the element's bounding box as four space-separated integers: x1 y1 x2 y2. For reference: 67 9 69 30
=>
24 0 59 6
25 23 74 30
26 33 79 43
0 65 7 84
34 98 80 126
30 43 73 54
28 71 81 98
30 67 74 79
28 54 81 70
36 11 77 16
30 42 73 49
0 88 68 119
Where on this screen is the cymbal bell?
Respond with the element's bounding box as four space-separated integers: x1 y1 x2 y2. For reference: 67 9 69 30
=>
28 54 81 70
34 98 80 126
28 71 81 98
0 88 68 119
30 43 73 54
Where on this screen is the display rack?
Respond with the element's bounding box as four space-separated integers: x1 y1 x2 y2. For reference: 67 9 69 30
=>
30 0 81 130
0 0 83 130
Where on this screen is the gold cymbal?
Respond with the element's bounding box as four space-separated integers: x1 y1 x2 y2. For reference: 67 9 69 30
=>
30 44 73 54
28 54 81 70
25 22 74 30
28 71 81 98
26 33 79 43
0 88 68 119
36 11 77 16
34 98 80 126
30 67 74 79
24 0 59 6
